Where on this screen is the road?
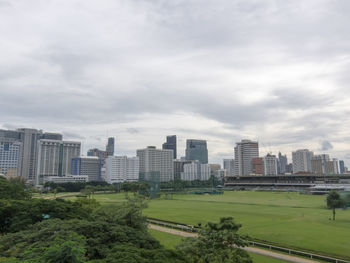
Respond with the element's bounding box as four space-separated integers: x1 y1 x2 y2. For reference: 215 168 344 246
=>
148 224 320 263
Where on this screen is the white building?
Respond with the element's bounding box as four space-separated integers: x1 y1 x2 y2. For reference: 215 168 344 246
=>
105 156 139 184
137 146 173 182
234 139 259 176
36 139 81 185
223 159 234 177
182 161 210 181
44 175 88 184
292 149 314 174
0 138 22 177
263 154 278 175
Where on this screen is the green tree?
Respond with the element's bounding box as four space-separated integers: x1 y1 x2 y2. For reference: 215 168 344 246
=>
326 190 345 220
177 217 252 263
0 176 31 200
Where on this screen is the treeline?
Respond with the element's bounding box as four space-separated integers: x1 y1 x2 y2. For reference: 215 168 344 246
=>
0 176 252 263
161 176 223 191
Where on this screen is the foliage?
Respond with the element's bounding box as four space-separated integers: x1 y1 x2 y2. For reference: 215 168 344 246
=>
0 176 31 200
0 198 91 233
44 181 111 193
177 217 252 263
326 190 345 220
160 177 221 191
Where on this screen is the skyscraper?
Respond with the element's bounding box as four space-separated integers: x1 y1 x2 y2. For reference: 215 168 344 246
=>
137 146 174 182
182 161 210 181
292 149 314 174
173 159 191 180
278 152 288 174
36 139 81 185
263 154 278 175
339 160 345 174
223 159 235 177
185 139 208 164
162 135 177 159
0 137 22 177
234 139 259 176
106 137 115 156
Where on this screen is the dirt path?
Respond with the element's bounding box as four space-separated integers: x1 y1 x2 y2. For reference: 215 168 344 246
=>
148 224 320 263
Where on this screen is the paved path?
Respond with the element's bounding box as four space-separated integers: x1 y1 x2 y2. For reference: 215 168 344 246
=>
148 224 320 263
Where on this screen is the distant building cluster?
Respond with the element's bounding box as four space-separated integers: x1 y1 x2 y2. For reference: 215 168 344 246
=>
0 127 348 186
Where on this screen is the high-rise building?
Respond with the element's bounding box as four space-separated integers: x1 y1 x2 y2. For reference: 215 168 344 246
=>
292 149 314 174
263 154 278 175
137 146 173 182
0 137 22 177
209 164 221 178
339 160 345 174
87 148 108 165
182 161 210 181
71 156 102 182
36 139 81 185
234 139 259 176
325 158 339 174
106 137 115 156
173 159 191 180
278 152 288 174
105 156 139 184
185 139 208 164
162 135 177 159
223 159 234 177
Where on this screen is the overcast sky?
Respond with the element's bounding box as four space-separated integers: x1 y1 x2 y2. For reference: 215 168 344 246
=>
1 0 350 166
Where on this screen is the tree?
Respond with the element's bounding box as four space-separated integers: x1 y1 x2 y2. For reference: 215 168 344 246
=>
177 217 252 263
327 190 344 220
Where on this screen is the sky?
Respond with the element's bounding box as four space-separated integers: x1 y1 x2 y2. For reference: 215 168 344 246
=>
1 0 350 166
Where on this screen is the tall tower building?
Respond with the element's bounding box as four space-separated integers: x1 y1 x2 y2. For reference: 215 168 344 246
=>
0 137 22 177
137 146 173 182
185 139 208 164
234 139 259 176
106 137 115 156
223 159 235 177
292 149 314 174
278 152 288 174
36 139 81 185
263 154 278 175
162 135 177 159
339 160 345 174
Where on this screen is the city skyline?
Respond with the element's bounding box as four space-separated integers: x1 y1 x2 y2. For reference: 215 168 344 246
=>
1 1 350 166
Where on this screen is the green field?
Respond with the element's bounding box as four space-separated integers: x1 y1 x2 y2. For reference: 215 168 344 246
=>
148 228 289 263
59 191 350 259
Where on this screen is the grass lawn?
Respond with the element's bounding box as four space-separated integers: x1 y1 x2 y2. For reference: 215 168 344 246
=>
59 191 350 259
148 228 289 263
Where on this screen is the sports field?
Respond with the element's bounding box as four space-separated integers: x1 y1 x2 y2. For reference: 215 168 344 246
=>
84 191 350 259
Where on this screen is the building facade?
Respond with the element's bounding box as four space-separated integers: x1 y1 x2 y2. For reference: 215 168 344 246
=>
36 139 81 185
223 159 235 177
71 156 102 182
162 135 177 159
251 157 263 175
173 159 191 180
106 137 115 156
278 152 288 174
137 146 173 182
234 139 259 176
0 137 22 176
185 139 208 164
339 160 345 174
292 149 314 174
105 156 139 184
263 154 278 175
182 161 210 181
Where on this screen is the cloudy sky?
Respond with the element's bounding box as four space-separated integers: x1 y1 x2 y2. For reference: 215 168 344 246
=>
1 0 350 166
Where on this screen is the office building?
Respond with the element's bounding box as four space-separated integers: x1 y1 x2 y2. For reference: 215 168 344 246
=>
210 164 221 178
36 139 81 185
182 161 210 181
87 148 108 165
137 146 173 182
173 159 191 180
105 156 139 184
162 135 177 159
263 154 278 175
325 159 339 174
339 160 345 174
278 152 288 174
234 139 259 176
185 139 208 164
71 156 102 182
106 137 115 156
0 137 22 176
223 159 234 176
292 149 314 174
311 154 330 174
251 157 263 175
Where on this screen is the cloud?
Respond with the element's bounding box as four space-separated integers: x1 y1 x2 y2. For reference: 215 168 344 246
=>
1 0 350 165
